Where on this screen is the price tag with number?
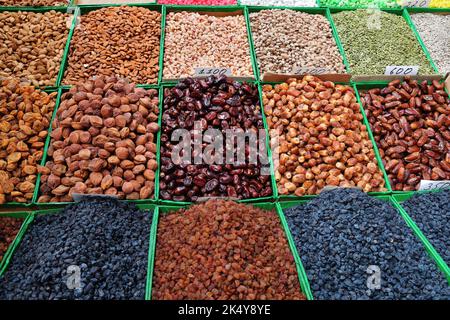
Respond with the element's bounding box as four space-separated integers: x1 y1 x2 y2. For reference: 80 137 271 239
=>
292 67 330 75
418 180 450 191
402 0 430 7
385 66 419 76
194 67 232 77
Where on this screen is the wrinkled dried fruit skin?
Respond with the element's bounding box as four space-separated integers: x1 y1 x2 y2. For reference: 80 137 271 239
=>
38 76 159 202
159 76 272 201
263 76 386 196
0 80 56 204
63 6 161 85
361 77 450 191
0 11 71 87
0 217 24 262
152 200 305 300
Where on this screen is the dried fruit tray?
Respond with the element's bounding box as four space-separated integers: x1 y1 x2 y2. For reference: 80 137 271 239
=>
279 194 450 300
147 202 314 300
328 7 441 83
32 87 163 208
157 82 278 206
0 204 155 299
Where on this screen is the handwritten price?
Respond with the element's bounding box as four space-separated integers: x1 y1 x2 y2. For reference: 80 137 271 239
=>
194 67 231 77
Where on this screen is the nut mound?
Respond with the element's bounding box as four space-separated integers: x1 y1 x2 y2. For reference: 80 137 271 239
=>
63 6 161 85
263 76 385 196
152 200 305 300
0 80 57 204
38 76 159 203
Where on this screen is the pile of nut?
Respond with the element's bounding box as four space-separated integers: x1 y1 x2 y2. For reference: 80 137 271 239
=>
0 80 57 204
361 78 450 191
37 76 159 202
0 11 71 87
63 6 161 85
152 200 305 300
250 10 346 75
160 76 272 201
263 77 386 196
163 11 253 79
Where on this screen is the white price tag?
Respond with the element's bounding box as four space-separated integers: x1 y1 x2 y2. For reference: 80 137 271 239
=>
418 180 450 191
385 66 419 76
194 67 232 77
292 67 330 75
402 0 430 7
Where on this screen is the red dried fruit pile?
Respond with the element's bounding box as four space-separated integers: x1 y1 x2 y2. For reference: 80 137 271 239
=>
152 200 305 300
0 217 23 262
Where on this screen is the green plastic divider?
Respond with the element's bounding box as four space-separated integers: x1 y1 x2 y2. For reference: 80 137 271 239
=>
0 6 77 90
1 204 156 301
259 80 392 202
325 8 352 74
157 5 166 86
279 194 450 299
404 7 448 76
33 86 160 208
243 6 260 82
0 212 32 276
157 82 276 206
161 5 256 84
148 202 312 300
58 4 163 88
392 193 450 283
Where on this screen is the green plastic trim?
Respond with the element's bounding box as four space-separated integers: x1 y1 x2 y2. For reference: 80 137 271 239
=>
392 193 450 283
148 202 311 300
244 6 260 82
325 7 352 74
403 8 444 75
0 212 31 276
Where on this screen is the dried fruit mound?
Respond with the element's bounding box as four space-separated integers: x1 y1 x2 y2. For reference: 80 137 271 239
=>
402 190 450 265
0 80 57 204
285 188 450 300
0 198 151 300
0 217 24 262
38 76 159 203
152 200 305 300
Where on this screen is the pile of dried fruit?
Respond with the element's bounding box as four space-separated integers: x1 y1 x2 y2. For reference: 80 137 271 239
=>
152 200 305 300
163 11 253 79
401 190 450 265
332 10 435 76
0 198 151 300
263 77 386 196
0 80 57 204
0 216 24 262
361 78 450 191
0 10 71 87
285 188 450 300
63 6 161 85
38 76 159 203
250 10 346 75
159 76 272 201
